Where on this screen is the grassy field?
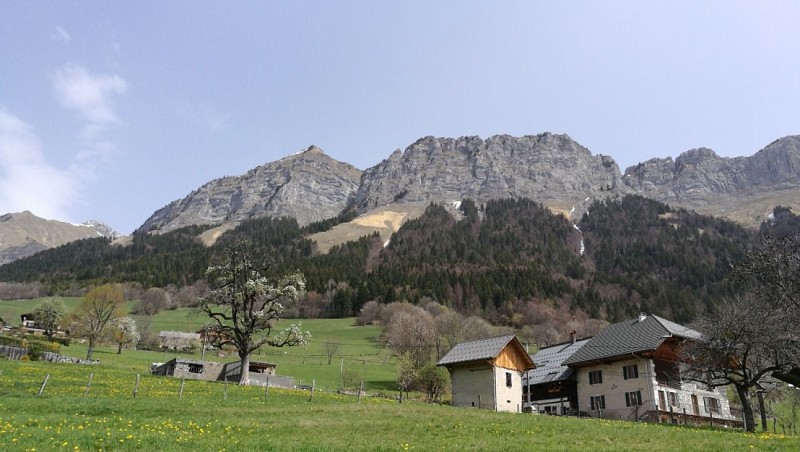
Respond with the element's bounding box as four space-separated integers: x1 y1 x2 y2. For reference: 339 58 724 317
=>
2 298 800 450
1 358 798 451
1 297 395 392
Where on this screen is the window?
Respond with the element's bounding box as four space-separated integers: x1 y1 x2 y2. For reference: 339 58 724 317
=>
623 364 639 380
589 370 603 385
625 390 642 407
188 363 203 374
667 392 678 407
590 395 606 410
703 397 720 414
506 372 512 388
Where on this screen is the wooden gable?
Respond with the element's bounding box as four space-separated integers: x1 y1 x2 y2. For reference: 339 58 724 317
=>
490 337 535 372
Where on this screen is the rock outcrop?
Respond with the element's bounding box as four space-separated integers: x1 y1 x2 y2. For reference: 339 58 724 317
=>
348 133 630 217
621 136 800 221
137 146 363 233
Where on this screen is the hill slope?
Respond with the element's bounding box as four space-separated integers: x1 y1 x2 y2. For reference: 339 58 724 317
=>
0 211 117 265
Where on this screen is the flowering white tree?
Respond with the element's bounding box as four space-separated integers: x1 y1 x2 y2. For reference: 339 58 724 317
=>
109 317 140 354
198 241 309 385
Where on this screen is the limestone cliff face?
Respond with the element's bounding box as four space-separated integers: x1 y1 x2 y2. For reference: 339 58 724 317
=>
138 134 800 238
349 133 630 215
137 146 363 233
621 136 800 212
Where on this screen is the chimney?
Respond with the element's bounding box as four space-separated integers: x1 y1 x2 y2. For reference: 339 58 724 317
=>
638 312 647 322
569 330 577 344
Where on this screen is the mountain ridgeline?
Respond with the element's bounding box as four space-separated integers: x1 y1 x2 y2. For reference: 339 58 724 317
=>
1 195 782 325
3 132 800 328
138 133 800 236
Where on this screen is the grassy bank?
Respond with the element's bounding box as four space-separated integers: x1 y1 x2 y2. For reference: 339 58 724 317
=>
1 358 797 451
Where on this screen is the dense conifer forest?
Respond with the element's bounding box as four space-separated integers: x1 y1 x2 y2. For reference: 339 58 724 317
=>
0 195 788 327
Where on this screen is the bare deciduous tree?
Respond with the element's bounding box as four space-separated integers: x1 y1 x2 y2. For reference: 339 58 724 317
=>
198 241 309 385
682 295 800 432
434 310 463 359
325 340 340 365
385 306 436 369
356 300 383 326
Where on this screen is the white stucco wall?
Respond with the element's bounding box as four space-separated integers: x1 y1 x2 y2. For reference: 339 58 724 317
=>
575 357 735 421
449 364 524 412
576 358 656 421
493 366 524 413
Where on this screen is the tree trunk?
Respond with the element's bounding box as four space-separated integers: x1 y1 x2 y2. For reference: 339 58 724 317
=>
117 342 122 354
86 338 95 360
238 351 250 385
736 384 756 432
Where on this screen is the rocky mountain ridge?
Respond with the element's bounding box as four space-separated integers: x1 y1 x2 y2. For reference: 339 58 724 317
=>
2 133 798 265
0 211 118 265
137 145 363 233
349 133 628 217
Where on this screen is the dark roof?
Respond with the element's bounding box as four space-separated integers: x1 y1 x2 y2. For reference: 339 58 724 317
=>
563 314 701 366
437 335 516 366
525 338 591 385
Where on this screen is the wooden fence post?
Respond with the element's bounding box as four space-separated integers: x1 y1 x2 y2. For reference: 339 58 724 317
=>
669 406 675 424
358 381 364 403
709 411 713 428
264 378 269 401
309 379 315 402
37 373 50 396
84 372 94 397
179 378 185 400
223 380 228 400
133 374 140 398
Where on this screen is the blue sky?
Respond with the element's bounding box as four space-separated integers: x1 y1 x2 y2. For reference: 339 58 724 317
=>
1 1 799 234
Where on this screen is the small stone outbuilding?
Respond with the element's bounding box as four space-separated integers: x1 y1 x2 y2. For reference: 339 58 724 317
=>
438 335 535 412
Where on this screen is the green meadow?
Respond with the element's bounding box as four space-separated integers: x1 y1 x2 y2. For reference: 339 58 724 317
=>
1 298 394 392
2 298 799 450
1 357 798 451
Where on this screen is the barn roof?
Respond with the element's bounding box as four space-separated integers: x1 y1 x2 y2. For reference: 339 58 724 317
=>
525 337 591 385
437 335 535 372
563 314 701 366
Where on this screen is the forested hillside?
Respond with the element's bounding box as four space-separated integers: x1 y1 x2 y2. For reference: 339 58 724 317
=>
0 195 785 329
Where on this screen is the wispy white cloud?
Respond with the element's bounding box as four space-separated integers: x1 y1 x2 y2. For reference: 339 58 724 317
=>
51 26 72 43
0 64 128 221
53 64 127 180
0 109 78 220
53 64 127 124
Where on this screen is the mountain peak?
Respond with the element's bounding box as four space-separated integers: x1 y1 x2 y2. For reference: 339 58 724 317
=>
0 211 115 265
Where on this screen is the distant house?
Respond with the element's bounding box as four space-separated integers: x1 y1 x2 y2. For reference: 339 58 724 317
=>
563 313 739 426
438 335 535 412
20 313 36 328
159 331 201 351
523 333 590 415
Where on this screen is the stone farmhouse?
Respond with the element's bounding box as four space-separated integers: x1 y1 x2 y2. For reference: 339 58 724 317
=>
437 335 535 412
562 313 739 427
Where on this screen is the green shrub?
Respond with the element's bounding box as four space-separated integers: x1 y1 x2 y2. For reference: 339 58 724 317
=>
0 335 24 347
